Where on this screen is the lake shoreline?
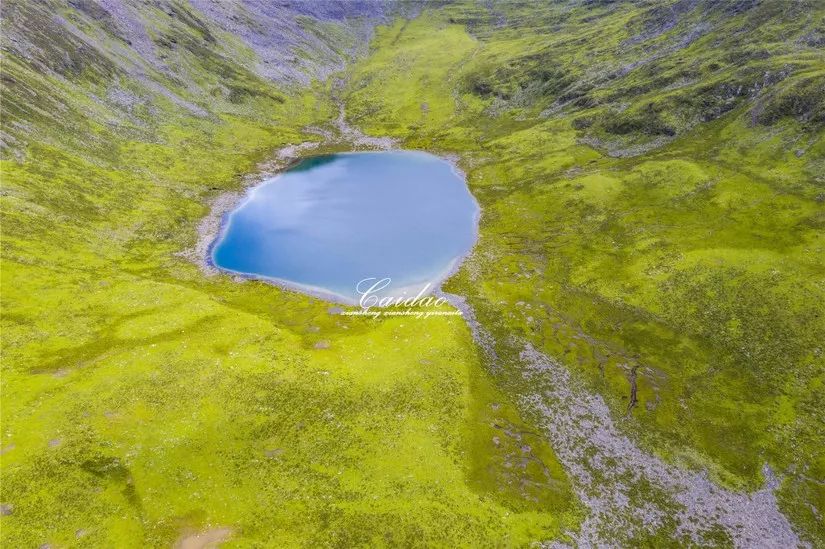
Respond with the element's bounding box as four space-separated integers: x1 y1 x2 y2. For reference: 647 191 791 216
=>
181 128 481 309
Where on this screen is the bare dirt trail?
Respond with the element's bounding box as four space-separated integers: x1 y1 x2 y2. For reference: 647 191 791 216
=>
175 528 232 549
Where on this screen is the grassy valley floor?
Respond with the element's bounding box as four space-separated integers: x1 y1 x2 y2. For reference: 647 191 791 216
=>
2 1 824 547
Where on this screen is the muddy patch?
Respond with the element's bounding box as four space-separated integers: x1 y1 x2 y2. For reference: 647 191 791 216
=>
175 528 232 549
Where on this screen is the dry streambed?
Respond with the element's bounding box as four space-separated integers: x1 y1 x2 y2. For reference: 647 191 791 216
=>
442 292 802 547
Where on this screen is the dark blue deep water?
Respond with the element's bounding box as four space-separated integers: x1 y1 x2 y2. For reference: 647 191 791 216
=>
211 151 479 303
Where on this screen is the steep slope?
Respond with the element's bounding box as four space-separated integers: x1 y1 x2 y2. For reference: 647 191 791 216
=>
1 1 578 547
343 1 824 545
1 0 824 547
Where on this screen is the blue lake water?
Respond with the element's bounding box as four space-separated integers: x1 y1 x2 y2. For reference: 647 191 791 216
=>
211 151 479 304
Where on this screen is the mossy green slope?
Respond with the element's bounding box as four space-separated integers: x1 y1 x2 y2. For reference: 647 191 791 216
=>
343 1 824 544
1 1 577 546
2 0 824 546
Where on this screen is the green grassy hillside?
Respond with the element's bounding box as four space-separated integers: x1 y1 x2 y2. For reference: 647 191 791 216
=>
344 2 824 543
1 1 577 546
2 0 823 547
